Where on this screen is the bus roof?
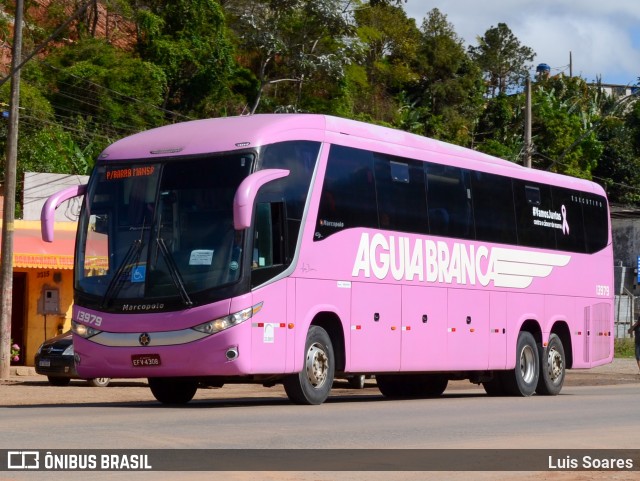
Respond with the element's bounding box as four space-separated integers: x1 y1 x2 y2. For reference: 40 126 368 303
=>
98 114 604 196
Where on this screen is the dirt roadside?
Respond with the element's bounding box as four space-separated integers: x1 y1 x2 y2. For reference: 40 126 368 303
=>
1 358 638 406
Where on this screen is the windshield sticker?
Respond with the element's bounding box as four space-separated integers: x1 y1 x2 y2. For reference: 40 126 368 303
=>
189 250 214 266
131 265 146 283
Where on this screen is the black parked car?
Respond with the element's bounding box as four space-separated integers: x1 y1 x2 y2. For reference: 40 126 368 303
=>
35 331 111 387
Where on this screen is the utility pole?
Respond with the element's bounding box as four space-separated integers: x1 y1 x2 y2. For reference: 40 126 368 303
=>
569 51 573 78
524 77 532 168
0 0 24 379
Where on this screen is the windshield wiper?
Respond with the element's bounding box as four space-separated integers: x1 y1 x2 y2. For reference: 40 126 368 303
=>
101 238 144 308
156 237 193 307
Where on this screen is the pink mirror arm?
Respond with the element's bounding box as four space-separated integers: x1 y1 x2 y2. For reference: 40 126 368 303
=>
233 169 289 230
41 184 87 242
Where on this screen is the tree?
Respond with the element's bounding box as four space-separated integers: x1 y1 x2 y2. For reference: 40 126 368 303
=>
593 117 640 204
594 91 640 204
34 38 168 136
134 0 237 116
469 23 534 97
226 0 354 114
351 1 420 124
475 93 523 160
531 76 604 178
402 8 484 145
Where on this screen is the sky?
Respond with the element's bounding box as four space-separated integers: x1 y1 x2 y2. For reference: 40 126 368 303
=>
403 0 640 86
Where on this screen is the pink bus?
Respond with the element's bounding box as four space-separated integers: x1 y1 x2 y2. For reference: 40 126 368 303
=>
41 114 614 405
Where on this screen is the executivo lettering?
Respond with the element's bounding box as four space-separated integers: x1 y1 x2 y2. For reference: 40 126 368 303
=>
352 233 571 289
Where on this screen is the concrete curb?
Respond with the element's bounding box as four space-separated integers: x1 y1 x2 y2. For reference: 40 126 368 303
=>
9 366 38 377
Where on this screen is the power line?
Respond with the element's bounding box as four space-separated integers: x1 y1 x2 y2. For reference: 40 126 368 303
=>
39 60 193 122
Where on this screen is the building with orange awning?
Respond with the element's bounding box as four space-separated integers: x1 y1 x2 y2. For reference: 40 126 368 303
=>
3 220 78 368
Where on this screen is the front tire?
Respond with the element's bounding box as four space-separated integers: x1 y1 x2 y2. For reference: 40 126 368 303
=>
148 378 198 404
536 333 565 395
284 326 335 405
502 331 540 396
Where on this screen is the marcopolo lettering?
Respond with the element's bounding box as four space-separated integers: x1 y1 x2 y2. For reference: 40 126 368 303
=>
351 233 571 290
122 303 165 312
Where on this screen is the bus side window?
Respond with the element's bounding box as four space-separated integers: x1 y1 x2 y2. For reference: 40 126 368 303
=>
471 171 517 245
514 181 556 250
375 154 428 234
425 164 474 240
315 145 377 240
552 186 586 253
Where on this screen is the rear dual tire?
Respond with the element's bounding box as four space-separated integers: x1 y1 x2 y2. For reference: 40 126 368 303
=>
482 331 565 397
536 333 565 396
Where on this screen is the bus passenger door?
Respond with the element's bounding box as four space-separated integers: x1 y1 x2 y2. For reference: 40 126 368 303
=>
447 288 490 370
400 285 448 371
249 201 289 373
350 282 401 372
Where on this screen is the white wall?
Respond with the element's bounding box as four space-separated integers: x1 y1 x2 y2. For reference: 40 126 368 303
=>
22 172 89 222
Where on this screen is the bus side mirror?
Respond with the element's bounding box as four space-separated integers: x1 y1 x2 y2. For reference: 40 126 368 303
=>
233 169 289 230
41 184 87 242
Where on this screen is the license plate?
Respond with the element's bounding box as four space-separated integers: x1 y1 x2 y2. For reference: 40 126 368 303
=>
131 354 161 367
39 359 51 367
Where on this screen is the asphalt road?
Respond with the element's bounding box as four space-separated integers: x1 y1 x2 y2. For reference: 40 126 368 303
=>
1 359 638 481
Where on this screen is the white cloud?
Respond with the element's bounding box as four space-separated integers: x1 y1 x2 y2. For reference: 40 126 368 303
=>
403 0 640 84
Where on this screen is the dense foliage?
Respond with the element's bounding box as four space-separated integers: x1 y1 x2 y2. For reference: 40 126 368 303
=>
0 0 639 208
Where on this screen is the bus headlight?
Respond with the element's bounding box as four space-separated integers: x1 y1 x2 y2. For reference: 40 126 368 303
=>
72 320 102 339
192 302 263 335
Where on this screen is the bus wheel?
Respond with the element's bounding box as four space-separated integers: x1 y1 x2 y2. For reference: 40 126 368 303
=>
148 378 198 404
503 331 539 397
284 326 335 405
422 374 448 397
536 334 566 396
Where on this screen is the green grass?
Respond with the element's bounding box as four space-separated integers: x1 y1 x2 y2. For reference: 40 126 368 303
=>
614 338 635 358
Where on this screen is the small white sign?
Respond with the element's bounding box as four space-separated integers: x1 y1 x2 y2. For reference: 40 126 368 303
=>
264 323 275 343
189 250 214 265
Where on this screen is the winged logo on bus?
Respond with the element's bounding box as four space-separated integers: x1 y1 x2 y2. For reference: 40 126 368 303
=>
491 248 571 289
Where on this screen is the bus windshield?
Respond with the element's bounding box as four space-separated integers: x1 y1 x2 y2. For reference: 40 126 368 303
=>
75 153 254 307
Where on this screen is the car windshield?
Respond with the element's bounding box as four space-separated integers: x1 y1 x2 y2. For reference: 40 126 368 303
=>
75 153 253 306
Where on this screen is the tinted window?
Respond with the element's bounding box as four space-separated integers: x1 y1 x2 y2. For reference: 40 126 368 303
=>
471 171 517 244
513 181 556 249
426 164 474 239
581 193 609 253
315 145 377 240
375 154 428 233
552 187 586 253
259 141 320 259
